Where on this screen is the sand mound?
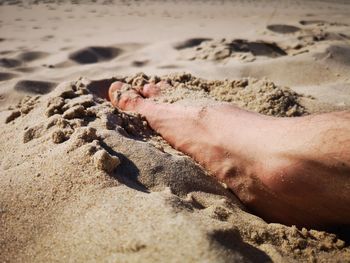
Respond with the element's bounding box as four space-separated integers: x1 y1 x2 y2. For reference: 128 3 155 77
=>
179 38 287 63
178 23 349 63
1 73 349 262
119 73 305 117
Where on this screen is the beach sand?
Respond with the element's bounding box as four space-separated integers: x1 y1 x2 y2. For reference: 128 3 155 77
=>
1 0 350 262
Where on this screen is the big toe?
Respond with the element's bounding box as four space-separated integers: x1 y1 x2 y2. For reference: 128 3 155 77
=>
108 81 142 110
108 81 124 103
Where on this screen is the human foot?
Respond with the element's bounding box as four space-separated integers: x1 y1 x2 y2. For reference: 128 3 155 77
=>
107 81 285 222
108 81 350 228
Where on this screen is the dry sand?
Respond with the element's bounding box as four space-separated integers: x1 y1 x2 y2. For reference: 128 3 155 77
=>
1 0 350 262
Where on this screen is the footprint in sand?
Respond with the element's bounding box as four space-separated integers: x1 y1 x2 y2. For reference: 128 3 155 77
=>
69 46 123 64
0 51 50 70
228 39 287 57
14 80 57 95
267 24 301 34
17 51 49 62
0 72 18 81
0 58 22 68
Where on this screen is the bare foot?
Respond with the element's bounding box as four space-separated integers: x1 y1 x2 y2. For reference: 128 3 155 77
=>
108 81 350 228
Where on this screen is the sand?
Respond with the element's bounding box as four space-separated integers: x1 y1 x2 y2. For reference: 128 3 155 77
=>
1 0 350 262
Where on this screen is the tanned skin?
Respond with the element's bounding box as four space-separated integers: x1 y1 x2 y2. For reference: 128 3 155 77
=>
108 81 350 228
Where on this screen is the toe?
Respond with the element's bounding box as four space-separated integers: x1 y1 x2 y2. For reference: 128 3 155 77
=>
118 91 142 110
141 81 169 98
108 81 124 106
108 81 142 111
141 83 160 98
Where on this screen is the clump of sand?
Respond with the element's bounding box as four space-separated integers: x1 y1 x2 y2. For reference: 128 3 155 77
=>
111 72 306 117
178 38 284 62
1 73 349 262
178 25 350 63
